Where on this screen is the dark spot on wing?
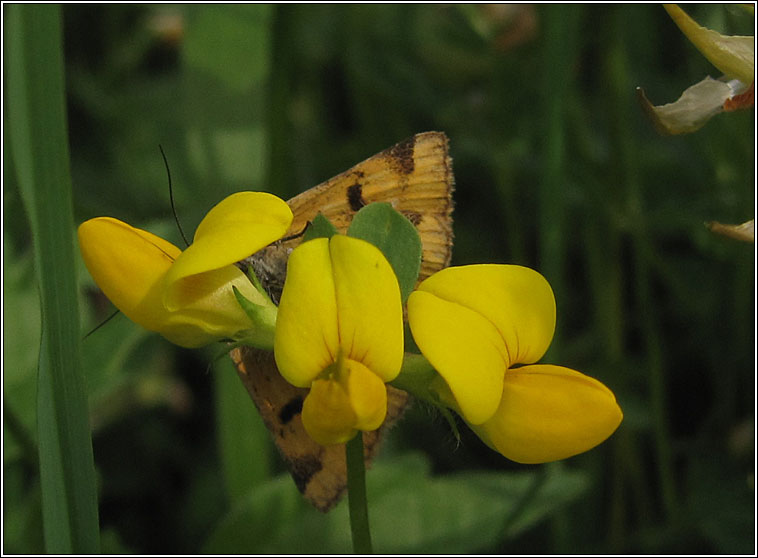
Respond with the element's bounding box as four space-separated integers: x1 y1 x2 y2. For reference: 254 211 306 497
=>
347 182 366 212
289 455 323 494
387 135 416 175
402 210 423 226
279 396 304 425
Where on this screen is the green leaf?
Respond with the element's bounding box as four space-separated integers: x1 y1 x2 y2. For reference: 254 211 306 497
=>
202 475 333 554
1 465 44 554
365 454 589 553
347 203 422 302
685 456 755 554
6 4 100 553
3 243 42 461
303 212 339 242
202 452 589 554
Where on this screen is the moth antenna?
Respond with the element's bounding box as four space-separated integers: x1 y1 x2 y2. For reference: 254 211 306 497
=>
159 144 190 247
280 221 310 243
83 308 120 340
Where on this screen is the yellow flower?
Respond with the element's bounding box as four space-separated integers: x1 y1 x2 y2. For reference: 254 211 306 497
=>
78 191 293 348
274 235 404 445
407 264 623 464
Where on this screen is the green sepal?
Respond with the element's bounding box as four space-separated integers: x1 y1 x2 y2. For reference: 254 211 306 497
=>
391 352 438 396
391 351 461 444
244 263 270 300
232 286 277 350
303 212 339 242
438 406 461 444
347 202 422 302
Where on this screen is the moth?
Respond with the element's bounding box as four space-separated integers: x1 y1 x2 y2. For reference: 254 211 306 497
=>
231 131 455 512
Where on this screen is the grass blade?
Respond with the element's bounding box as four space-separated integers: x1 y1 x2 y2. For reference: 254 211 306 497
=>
213 355 272 500
6 4 100 553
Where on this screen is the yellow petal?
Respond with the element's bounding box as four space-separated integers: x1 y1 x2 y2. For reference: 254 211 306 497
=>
330 235 404 382
664 4 754 84
78 217 179 331
165 191 293 300
274 238 339 387
407 289 506 425
300 358 388 445
154 265 260 347
470 364 623 464
165 256 268 311
345 358 387 431
301 378 357 445
79 217 264 348
415 264 556 365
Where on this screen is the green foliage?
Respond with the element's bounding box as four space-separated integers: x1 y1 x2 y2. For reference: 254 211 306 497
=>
347 202 422 302
203 452 589 553
301 203 423 301
302 213 339 241
3 3 754 554
6 4 100 553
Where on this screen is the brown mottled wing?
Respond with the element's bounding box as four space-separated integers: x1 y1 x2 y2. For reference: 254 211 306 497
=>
232 346 408 512
230 131 454 512
284 130 454 281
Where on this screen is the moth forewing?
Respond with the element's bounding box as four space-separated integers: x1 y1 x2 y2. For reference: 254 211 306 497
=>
231 131 454 512
233 345 409 512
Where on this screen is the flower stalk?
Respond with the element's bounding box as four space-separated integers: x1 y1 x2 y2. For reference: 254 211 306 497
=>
346 432 373 554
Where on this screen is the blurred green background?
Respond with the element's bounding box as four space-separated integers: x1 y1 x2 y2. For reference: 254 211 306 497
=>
4 4 754 554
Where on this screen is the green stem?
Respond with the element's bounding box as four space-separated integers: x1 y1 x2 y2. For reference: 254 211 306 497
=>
538 4 579 360
605 6 678 520
391 352 436 395
265 5 299 199
346 432 373 554
632 238 678 519
539 8 580 549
